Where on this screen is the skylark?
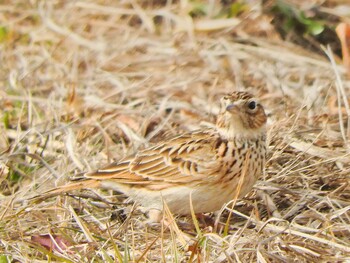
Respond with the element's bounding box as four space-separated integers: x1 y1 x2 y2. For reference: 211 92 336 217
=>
40 91 267 222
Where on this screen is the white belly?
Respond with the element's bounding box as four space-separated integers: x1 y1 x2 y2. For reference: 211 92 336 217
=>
101 177 257 215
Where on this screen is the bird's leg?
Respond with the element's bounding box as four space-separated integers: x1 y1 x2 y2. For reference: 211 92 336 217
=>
195 213 215 227
146 208 163 224
146 208 178 229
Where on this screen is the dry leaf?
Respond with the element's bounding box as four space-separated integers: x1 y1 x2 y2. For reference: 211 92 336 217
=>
31 234 72 252
335 22 350 75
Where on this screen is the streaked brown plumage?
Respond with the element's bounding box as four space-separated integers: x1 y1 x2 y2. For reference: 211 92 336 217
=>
40 91 267 222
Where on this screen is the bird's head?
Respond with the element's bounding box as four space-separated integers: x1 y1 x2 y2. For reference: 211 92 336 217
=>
216 91 267 140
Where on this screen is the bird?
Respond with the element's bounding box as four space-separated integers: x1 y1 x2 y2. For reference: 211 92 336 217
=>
36 91 267 223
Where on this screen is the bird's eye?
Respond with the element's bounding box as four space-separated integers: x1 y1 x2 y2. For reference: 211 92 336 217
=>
248 101 257 110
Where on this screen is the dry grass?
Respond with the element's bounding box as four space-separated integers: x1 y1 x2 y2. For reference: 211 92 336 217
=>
1 0 350 262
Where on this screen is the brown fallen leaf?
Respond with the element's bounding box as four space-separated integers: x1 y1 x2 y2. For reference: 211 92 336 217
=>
31 234 72 252
335 22 350 75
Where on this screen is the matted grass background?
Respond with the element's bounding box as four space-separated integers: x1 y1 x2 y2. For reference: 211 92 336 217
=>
1 1 349 262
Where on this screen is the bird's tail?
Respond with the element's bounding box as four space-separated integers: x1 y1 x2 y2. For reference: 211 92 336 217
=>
29 179 101 203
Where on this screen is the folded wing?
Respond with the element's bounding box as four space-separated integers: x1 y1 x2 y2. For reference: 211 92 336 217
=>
86 130 222 186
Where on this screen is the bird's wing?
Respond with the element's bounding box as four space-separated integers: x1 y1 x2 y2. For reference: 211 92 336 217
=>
86 130 223 186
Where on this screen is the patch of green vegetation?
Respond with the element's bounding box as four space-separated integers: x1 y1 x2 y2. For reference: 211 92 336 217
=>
228 1 249 17
3 111 10 129
272 0 325 36
8 163 35 183
0 255 10 263
8 169 22 182
188 0 250 18
0 27 8 43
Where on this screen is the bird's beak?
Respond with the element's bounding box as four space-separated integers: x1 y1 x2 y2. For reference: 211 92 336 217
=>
226 103 239 113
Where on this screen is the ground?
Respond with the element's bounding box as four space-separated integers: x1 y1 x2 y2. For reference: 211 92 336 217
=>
1 0 350 262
